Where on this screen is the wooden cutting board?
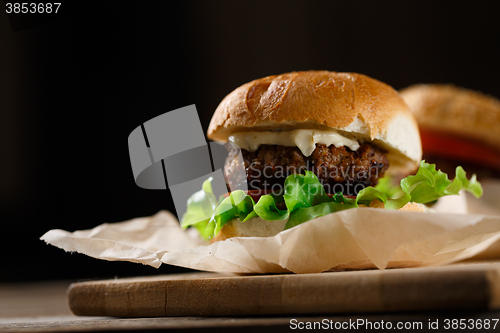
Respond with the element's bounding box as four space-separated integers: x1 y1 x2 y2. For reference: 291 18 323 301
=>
68 261 500 317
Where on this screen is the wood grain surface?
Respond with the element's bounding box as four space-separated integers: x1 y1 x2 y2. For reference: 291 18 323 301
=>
68 262 500 317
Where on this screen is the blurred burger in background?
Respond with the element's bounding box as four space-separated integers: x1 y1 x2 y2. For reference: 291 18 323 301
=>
400 84 500 215
400 84 500 179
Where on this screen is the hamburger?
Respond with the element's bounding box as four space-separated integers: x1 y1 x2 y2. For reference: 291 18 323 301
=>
182 71 483 242
210 71 421 194
400 84 500 179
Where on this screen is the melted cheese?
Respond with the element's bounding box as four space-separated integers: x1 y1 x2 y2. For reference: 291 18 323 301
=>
228 129 360 156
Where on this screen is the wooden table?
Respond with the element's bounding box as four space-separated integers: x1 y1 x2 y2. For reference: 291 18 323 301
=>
2 263 500 332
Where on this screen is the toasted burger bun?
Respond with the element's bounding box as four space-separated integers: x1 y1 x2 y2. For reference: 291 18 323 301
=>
400 84 500 174
211 203 427 244
208 71 422 175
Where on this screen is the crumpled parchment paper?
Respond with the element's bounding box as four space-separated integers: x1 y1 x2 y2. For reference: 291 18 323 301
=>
41 182 500 273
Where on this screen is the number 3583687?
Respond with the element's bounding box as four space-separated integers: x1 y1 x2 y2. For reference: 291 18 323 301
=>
6 3 61 14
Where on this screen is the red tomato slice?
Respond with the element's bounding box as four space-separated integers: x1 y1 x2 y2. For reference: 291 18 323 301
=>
420 128 500 172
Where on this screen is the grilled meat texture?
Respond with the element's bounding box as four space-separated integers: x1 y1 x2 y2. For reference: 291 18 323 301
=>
224 144 389 195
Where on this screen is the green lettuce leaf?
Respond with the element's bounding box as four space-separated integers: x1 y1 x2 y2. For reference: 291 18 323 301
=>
210 190 256 236
284 171 330 211
448 166 483 198
180 177 218 240
181 161 483 239
180 177 217 227
375 175 405 199
355 187 387 206
285 202 352 230
384 193 411 210
254 195 290 221
400 160 483 204
331 192 356 205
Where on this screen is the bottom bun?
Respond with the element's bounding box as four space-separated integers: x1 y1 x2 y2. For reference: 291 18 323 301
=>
210 203 427 244
399 202 428 212
211 217 287 243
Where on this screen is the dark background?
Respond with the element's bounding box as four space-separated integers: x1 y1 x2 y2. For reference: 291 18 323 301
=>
1 1 499 282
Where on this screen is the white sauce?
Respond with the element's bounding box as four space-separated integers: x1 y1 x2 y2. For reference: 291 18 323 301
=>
228 129 360 156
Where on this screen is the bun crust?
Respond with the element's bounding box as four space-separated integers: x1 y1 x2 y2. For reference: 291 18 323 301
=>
208 71 421 173
400 84 500 151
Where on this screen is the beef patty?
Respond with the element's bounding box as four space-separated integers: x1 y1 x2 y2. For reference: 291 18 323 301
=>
224 143 389 196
